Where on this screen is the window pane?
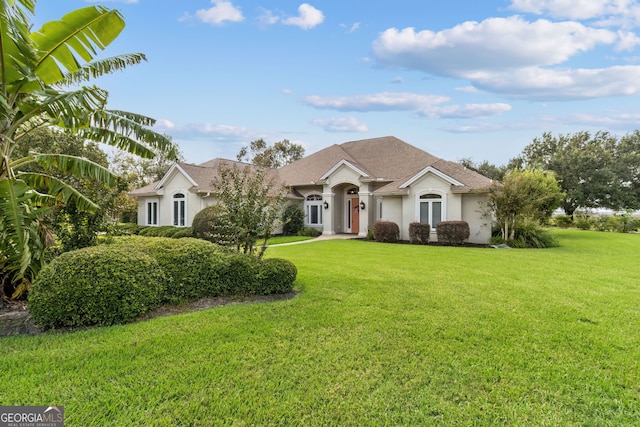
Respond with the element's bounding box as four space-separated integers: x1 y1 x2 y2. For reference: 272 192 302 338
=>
432 202 442 225
419 202 429 223
173 201 178 226
152 203 157 225
179 201 185 226
310 205 318 224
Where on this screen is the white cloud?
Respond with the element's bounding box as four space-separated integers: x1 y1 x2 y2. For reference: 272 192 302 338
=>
391 76 404 84
371 16 640 100
468 65 640 99
282 4 324 30
257 8 279 27
340 22 360 33
423 103 512 119
154 120 257 141
304 92 511 119
373 17 616 74
508 0 633 20
456 86 480 93
187 0 244 26
311 117 369 132
304 92 450 111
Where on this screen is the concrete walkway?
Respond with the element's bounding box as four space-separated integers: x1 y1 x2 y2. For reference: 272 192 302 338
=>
269 233 358 246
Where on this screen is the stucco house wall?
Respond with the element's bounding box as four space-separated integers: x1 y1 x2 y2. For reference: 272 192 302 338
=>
462 194 491 244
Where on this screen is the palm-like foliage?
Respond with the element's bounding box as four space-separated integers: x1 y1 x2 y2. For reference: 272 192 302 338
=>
1 0 174 299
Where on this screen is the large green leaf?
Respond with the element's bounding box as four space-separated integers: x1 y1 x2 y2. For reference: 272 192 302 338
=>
61 53 146 86
0 178 34 279
0 0 37 89
16 171 99 212
12 152 117 186
30 6 125 85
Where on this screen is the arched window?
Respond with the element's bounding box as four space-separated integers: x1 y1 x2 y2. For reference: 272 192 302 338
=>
418 193 443 229
305 194 323 225
173 193 186 227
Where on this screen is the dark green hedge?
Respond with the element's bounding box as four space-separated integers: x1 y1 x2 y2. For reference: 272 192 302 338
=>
29 236 298 329
436 221 470 245
29 246 166 329
373 221 400 243
111 237 228 302
409 222 430 244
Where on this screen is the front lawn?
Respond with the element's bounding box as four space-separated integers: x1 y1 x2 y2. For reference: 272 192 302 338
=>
1 230 639 425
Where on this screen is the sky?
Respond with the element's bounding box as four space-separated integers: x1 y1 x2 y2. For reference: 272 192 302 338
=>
32 0 640 166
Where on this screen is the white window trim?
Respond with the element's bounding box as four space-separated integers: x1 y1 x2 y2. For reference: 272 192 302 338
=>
172 192 187 227
304 194 323 226
145 198 159 226
415 190 446 230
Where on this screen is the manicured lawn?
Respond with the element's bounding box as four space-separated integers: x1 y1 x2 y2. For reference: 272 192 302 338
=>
1 230 639 425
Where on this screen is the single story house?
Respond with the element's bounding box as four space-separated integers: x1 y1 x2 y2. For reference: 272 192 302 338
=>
129 136 494 243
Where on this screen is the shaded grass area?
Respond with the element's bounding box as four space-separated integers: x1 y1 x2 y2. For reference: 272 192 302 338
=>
1 230 639 425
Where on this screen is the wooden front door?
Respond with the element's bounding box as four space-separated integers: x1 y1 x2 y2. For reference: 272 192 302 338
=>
351 198 359 233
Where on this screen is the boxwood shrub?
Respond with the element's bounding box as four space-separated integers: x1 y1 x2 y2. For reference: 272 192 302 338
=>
213 253 260 296
373 221 400 243
436 221 470 245
29 246 166 329
111 236 228 302
254 258 297 295
409 222 430 244
30 236 298 329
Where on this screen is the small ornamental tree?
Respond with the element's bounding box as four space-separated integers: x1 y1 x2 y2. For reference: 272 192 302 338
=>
212 162 287 259
489 169 564 241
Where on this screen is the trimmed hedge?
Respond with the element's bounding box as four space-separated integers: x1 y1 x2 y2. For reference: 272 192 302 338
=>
29 236 298 329
255 258 298 295
111 237 227 302
373 221 400 243
29 246 166 329
436 221 470 245
409 222 430 245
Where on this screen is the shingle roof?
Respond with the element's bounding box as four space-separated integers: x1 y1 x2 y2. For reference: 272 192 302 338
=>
277 136 493 192
130 136 493 197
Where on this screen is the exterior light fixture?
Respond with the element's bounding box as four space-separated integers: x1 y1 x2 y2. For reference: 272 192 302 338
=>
323 201 329 210
359 201 366 211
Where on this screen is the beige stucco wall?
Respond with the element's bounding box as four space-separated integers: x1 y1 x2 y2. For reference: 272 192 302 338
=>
461 193 491 244
136 170 215 227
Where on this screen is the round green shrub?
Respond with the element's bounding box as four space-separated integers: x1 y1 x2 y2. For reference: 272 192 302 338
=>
409 222 430 244
553 214 573 228
213 253 260 296
111 236 227 302
436 221 470 245
254 258 297 295
29 246 166 329
373 221 400 243
192 204 236 246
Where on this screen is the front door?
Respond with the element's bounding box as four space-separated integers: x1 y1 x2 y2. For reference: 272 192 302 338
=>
348 198 359 233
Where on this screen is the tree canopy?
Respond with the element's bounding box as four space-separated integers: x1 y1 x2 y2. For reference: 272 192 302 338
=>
461 130 640 216
236 139 304 168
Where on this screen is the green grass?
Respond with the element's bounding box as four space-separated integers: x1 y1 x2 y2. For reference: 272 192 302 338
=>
2 230 640 425
261 235 315 245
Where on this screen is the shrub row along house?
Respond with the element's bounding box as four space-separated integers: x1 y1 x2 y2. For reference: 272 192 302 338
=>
129 136 494 243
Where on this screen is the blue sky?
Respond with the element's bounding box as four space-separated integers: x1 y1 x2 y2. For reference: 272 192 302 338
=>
33 1 640 165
